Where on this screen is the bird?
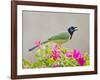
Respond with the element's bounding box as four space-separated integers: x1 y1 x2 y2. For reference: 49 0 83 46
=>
29 26 78 51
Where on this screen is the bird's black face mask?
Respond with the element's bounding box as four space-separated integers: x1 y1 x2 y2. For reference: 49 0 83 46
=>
68 26 78 39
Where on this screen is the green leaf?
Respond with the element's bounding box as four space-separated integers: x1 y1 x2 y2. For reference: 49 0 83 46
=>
23 59 31 68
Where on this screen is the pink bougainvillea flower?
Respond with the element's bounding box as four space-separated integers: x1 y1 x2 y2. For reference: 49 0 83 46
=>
34 40 42 49
73 49 82 59
51 43 61 60
77 57 86 66
34 40 41 46
52 64 60 67
51 50 61 60
65 52 72 58
52 44 59 51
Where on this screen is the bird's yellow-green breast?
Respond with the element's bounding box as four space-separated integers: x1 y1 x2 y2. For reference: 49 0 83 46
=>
48 32 70 44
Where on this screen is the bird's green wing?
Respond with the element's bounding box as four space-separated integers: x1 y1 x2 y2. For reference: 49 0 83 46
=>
48 32 70 44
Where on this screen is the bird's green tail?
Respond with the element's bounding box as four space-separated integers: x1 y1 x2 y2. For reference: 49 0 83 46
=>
41 40 49 45
29 40 49 51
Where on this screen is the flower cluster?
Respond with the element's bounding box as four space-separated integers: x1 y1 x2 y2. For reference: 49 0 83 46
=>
66 49 86 66
23 40 90 68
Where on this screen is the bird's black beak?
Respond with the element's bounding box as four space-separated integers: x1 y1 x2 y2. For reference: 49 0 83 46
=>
74 27 78 31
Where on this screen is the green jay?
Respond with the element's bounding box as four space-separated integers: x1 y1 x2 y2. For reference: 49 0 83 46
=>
29 26 78 51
